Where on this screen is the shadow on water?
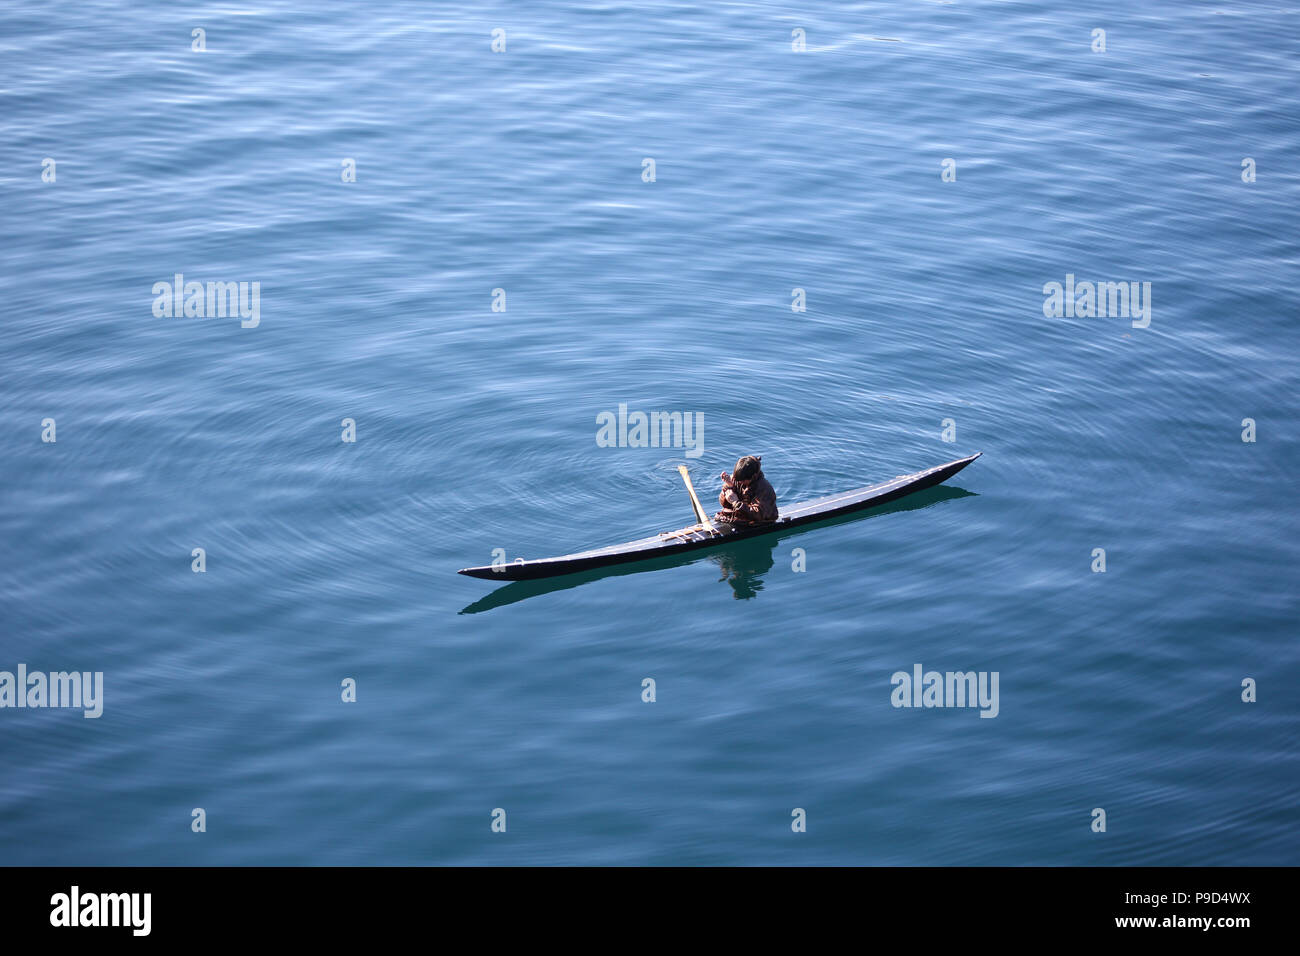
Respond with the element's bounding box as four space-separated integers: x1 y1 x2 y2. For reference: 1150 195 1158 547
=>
708 536 776 600
458 485 977 614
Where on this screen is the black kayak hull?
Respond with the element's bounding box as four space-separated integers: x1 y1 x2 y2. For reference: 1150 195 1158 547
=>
458 452 981 582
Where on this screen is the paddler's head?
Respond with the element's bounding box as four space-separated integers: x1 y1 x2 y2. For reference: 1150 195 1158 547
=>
733 455 762 488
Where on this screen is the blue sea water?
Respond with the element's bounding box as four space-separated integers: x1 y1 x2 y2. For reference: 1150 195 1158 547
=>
1 0 1297 865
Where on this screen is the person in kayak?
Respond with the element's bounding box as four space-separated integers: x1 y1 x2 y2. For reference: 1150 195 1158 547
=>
716 455 778 525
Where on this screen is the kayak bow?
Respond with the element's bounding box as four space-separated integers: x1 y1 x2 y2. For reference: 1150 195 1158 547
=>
458 452 981 582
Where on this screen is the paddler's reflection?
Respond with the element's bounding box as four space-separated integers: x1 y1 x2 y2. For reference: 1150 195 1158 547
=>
708 538 776 599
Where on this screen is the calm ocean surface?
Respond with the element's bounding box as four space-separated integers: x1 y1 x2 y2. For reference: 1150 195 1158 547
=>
1 1 1297 865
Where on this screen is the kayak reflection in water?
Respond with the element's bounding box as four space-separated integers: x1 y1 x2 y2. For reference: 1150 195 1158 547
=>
716 455 779 525
710 539 777 599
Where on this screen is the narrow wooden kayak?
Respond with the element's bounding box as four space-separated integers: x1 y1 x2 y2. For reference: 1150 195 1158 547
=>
458 452 981 582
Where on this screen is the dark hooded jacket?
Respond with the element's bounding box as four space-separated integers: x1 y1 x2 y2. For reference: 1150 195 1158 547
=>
717 470 778 524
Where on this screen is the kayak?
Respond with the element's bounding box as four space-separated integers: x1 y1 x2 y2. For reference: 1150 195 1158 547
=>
458 482 974 614
458 452 981 582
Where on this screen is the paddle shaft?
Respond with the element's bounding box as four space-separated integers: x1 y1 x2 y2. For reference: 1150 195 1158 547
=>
676 466 716 531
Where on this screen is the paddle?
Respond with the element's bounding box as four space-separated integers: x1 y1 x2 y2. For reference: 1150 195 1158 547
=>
676 465 717 531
